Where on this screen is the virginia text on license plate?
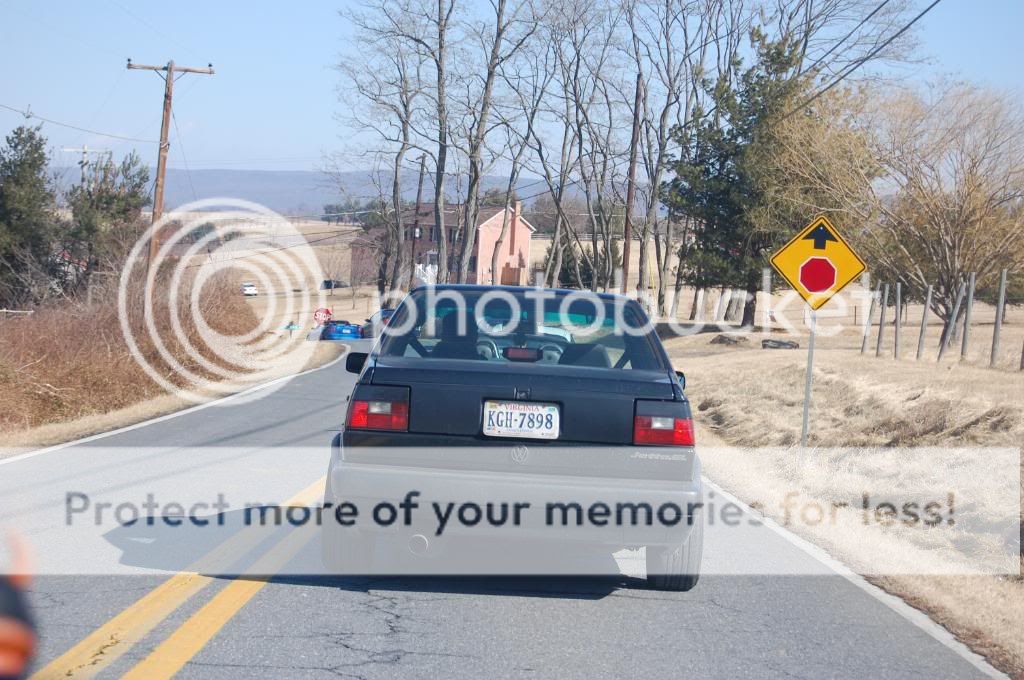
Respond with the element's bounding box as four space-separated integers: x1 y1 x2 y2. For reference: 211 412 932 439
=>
482 400 560 440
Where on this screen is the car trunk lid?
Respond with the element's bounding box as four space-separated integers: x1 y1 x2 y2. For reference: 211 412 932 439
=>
369 357 675 444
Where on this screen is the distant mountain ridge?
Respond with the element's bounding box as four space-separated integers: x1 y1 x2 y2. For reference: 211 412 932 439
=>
55 167 548 215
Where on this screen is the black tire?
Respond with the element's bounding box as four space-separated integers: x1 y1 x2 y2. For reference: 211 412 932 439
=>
646 509 703 591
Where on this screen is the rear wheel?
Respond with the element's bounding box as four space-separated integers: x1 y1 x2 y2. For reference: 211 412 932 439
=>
646 509 703 591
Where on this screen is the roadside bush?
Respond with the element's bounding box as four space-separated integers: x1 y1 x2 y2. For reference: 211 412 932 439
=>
0 270 258 433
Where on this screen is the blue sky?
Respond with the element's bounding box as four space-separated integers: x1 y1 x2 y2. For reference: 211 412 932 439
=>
1 0 1021 174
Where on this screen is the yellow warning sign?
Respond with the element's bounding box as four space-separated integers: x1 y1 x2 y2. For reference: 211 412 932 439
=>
770 215 866 310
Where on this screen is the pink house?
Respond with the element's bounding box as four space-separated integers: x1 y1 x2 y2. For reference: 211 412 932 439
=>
354 202 536 286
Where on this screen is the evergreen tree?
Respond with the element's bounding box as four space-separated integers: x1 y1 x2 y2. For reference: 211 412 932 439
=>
66 152 150 283
0 125 57 305
663 34 808 325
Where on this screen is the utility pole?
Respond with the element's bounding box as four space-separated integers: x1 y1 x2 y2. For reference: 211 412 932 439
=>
621 73 643 295
408 154 427 290
61 146 112 186
127 58 214 272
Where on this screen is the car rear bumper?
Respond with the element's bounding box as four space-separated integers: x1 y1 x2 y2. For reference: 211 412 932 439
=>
325 440 702 550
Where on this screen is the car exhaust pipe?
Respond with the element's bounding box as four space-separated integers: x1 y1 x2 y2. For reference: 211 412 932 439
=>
408 534 430 556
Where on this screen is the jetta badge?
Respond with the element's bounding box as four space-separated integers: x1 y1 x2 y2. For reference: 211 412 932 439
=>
510 444 529 464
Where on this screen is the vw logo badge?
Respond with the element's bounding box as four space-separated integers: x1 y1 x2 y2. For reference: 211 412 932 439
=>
510 444 529 464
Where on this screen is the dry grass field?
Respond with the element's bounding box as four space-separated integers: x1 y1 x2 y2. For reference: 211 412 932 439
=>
664 324 1024 675
0 271 345 452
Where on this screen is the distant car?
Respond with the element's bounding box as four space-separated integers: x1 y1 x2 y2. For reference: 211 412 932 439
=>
321 279 350 291
240 282 258 296
321 320 363 341
363 309 395 338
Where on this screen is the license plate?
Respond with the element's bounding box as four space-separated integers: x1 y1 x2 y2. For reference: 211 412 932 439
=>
482 400 560 440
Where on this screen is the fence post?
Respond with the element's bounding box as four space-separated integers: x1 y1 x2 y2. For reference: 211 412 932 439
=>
990 268 1008 368
960 272 975 360
872 284 888 358
860 285 878 355
875 284 889 358
916 285 932 361
893 282 902 359
938 282 966 362
761 267 772 329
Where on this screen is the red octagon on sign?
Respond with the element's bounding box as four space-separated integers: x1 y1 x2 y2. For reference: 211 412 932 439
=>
799 257 836 293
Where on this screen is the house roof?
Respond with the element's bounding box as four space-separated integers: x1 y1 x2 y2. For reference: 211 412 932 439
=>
351 203 535 248
405 203 538 233
402 203 503 229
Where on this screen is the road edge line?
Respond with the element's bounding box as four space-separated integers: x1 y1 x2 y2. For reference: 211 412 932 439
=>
702 477 1006 679
0 349 350 468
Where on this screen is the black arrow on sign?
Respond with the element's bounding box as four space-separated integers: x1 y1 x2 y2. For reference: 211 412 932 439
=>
803 224 837 250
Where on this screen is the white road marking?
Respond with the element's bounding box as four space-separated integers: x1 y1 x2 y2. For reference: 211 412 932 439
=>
0 350 349 469
702 477 1006 679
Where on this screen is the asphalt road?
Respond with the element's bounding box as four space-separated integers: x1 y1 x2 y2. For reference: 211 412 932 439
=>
0 341 1000 679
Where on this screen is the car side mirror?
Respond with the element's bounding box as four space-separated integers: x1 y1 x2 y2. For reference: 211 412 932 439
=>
675 370 686 390
346 352 369 374
365 318 372 324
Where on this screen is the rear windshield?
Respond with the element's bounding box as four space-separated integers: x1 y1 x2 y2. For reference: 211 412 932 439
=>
378 289 665 371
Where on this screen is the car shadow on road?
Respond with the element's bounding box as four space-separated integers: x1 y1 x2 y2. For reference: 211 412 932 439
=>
266 533 643 600
267 573 634 600
103 509 643 600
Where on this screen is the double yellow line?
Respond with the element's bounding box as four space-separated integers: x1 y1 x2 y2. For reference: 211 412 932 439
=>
32 477 326 679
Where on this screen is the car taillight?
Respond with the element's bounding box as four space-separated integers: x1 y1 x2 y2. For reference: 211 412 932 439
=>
348 400 408 431
633 415 694 446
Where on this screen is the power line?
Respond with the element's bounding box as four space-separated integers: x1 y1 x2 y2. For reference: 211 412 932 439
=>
170 107 198 202
804 0 893 75
0 102 157 143
781 0 944 120
106 0 198 57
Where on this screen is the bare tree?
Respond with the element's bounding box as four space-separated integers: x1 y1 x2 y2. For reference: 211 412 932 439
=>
770 81 1024 330
453 0 539 283
343 0 456 283
426 0 458 282
337 2 428 291
490 37 552 284
625 0 724 313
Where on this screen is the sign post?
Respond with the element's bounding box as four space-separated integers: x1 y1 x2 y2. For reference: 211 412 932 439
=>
770 215 866 447
800 310 817 447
